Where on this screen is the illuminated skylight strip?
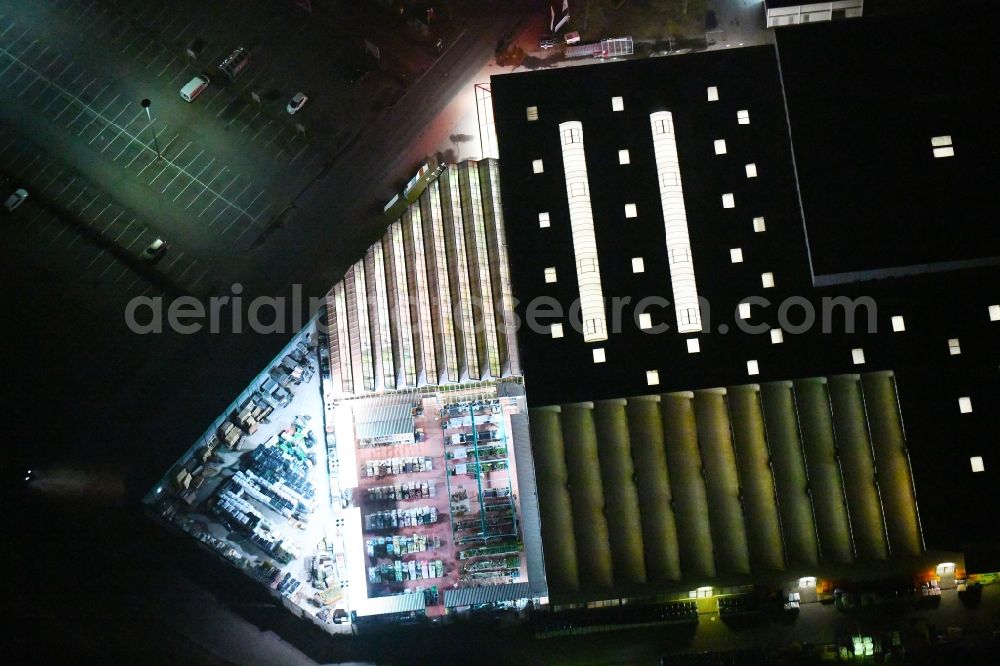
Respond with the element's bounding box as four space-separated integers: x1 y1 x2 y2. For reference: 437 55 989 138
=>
389 222 417 387
558 120 608 343
370 243 395 391
426 182 459 382
649 111 703 333
406 206 437 385
446 171 481 379
332 282 352 394
487 160 521 377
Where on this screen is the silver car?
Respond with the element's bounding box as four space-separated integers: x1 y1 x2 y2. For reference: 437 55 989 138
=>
3 188 28 211
286 92 308 115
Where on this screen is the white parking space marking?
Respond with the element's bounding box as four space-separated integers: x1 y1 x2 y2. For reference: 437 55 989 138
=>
175 156 214 201
78 93 120 136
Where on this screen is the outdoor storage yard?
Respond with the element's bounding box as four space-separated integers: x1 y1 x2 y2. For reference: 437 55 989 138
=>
145 320 353 632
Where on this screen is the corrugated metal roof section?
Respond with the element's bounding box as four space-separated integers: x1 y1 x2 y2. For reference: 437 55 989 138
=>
352 398 416 439
356 591 426 616
509 411 548 597
444 582 531 608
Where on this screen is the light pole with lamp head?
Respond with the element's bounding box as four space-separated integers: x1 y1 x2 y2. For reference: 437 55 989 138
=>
141 98 161 158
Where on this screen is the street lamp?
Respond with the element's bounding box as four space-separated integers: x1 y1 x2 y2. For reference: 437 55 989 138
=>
141 98 161 158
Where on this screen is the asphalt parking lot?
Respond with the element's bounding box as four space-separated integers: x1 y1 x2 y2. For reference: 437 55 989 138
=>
1 127 208 296
0 15 282 245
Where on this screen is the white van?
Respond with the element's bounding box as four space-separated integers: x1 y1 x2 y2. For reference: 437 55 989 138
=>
180 75 210 102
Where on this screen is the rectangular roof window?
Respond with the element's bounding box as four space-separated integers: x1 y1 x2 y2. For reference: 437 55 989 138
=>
639 312 652 330
624 203 637 218
747 360 759 375
551 323 564 339
852 348 866 365
714 139 727 155
612 96 624 111
722 193 735 208
646 369 660 385
631 257 645 273
532 159 544 173
745 163 758 178
970 456 985 473
761 271 774 288
959 396 972 413
753 216 766 232
544 267 557 283
526 106 539 121
948 338 961 355
592 348 606 363
538 212 550 228
891 315 905 332
931 135 954 158
618 149 631 165
738 302 752 319
770 328 784 344
687 338 700 353
989 304 1000 321
737 109 750 125
707 86 719 102
730 247 743 263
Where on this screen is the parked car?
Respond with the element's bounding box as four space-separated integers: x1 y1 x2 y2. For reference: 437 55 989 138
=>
3 188 28 211
286 92 308 115
141 238 168 262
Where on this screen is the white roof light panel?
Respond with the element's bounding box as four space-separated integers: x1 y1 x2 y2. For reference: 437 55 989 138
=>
970 456 985 473
852 348 866 365
646 370 660 385
738 302 752 319
526 106 539 121
618 149 631 165
551 323 564 339
707 86 719 102
532 159 544 173
687 338 700 354
737 109 750 125
544 267 557 283
639 312 652 330
745 163 758 178
722 193 735 208
730 248 743 263
770 328 784 344
650 111 703 334
612 96 624 111
959 396 972 413
933 146 955 158
990 305 1000 321
632 257 645 273
931 135 952 146
891 315 905 332
559 121 608 343
948 338 961 355
747 360 759 376
761 271 774 288
593 348 606 363
753 216 766 232
714 139 727 155
538 212 550 228
624 203 638 218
